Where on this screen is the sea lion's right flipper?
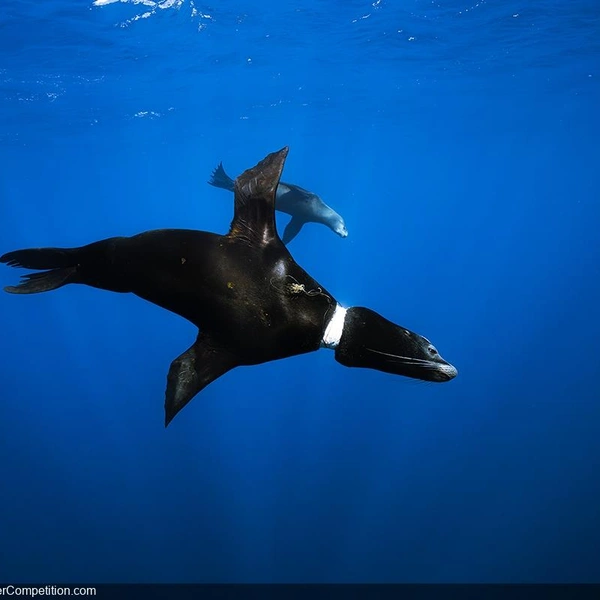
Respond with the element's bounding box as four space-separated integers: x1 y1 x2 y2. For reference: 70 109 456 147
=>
165 334 239 427
281 217 306 245
228 147 289 246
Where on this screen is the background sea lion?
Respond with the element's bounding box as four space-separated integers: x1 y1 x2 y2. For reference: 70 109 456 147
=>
208 161 348 244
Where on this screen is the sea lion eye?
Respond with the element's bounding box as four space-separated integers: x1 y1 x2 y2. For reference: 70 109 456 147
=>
428 345 438 356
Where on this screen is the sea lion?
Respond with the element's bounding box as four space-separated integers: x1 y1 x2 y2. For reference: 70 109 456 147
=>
209 161 348 244
1 147 456 427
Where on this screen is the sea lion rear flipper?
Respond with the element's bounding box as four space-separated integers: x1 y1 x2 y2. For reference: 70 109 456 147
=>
228 147 289 246
1 247 80 294
282 217 305 245
208 162 235 192
165 334 239 427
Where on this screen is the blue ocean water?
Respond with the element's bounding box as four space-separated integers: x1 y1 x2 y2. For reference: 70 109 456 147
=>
0 0 599 584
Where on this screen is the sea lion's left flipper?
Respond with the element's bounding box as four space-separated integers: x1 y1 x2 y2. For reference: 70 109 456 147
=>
281 217 305 245
228 146 289 246
165 334 239 427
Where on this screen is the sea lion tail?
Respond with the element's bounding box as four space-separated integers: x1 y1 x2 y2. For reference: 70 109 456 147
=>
1 248 79 294
208 162 235 192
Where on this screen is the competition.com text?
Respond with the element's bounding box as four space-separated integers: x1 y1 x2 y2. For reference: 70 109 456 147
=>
0 587 96 597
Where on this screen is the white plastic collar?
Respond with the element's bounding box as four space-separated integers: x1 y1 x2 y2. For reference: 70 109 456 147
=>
321 304 347 349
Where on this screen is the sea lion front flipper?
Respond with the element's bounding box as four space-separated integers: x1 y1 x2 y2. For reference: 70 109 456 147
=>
228 146 289 246
164 334 239 427
281 217 305 245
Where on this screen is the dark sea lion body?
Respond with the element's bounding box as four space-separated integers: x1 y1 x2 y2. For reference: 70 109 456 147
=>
77 227 333 362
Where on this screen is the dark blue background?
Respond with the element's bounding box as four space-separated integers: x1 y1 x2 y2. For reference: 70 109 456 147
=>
1 0 599 584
